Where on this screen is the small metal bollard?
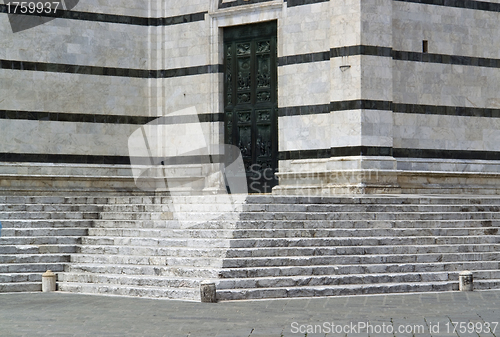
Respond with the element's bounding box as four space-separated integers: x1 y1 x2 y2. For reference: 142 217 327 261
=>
459 271 473 291
42 270 56 292
200 280 216 303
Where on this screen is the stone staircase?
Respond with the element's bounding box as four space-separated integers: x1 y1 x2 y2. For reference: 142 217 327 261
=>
1 194 500 301
0 196 101 292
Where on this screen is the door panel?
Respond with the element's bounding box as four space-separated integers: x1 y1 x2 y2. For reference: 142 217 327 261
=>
224 21 278 194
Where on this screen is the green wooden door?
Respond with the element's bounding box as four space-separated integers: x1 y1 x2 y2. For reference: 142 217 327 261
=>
223 21 278 194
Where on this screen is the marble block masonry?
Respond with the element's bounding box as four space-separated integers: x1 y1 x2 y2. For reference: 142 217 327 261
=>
1 0 500 195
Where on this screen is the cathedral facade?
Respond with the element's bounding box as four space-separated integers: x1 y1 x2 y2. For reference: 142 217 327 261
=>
2 0 500 195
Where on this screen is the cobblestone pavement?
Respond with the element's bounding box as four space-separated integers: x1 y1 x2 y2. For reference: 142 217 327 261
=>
0 290 498 337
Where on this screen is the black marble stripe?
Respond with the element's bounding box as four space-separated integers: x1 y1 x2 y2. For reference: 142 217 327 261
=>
394 0 500 13
330 45 393 58
0 59 222 78
393 148 500 161
219 0 277 8
0 152 132 165
0 152 225 165
278 103 331 117
279 146 500 161
280 100 500 118
279 147 394 160
287 0 330 7
0 110 224 125
0 4 207 26
278 51 330 66
392 50 500 68
281 45 500 69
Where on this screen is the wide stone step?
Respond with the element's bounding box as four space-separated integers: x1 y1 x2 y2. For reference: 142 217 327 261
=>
87 228 233 239
0 263 66 273
0 244 77 254
0 254 70 264
0 237 81 245
229 227 500 239
0 282 42 292
216 281 459 300
90 219 500 230
226 243 500 258
244 195 500 205
1 220 95 229
101 203 240 213
0 204 101 212
217 270 500 290
221 252 500 268
65 263 219 278
81 236 229 248
77 245 227 258
58 272 201 288
241 203 500 213
235 212 500 221
218 261 500 278
57 282 199 300
1 228 89 237
84 227 500 240
70 254 222 268
0 212 99 220
229 235 500 248
0 272 43 283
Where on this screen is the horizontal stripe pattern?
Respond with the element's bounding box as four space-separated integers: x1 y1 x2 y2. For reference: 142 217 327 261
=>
281 45 500 68
0 59 222 78
0 152 224 166
0 110 224 125
394 0 500 13
4 146 500 164
279 100 500 118
279 146 500 161
0 5 207 26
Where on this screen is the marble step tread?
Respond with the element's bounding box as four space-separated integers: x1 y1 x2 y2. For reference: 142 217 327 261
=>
90 219 500 230
96 211 500 221
216 270 500 289
57 282 200 300
0 237 82 245
97 204 500 212
0 272 45 283
83 227 500 239
65 263 220 278
0 212 99 220
77 245 227 257
215 281 461 300
0 220 95 229
74 243 500 258
226 243 500 257
69 254 223 268
0 262 66 273
0 282 42 292
0 244 78 254
68 251 500 269
217 280 500 301
78 235 500 249
219 260 500 278
0 204 101 212
228 235 500 248
221 252 500 268
58 272 202 288
0 254 70 264
1 228 89 236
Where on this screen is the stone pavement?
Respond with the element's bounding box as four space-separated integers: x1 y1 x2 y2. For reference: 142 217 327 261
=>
0 290 498 337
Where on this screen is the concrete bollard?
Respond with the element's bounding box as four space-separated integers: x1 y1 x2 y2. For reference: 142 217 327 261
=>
42 270 56 292
459 271 473 291
200 280 216 303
